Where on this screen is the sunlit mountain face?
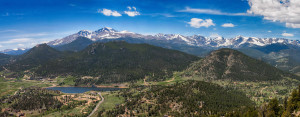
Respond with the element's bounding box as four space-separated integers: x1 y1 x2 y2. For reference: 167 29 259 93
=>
2 0 300 117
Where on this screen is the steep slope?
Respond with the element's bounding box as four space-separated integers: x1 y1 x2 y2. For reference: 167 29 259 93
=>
238 44 300 73
254 43 290 54
6 44 62 71
55 36 94 52
293 66 300 76
0 53 12 65
33 41 200 83
185 48 298 81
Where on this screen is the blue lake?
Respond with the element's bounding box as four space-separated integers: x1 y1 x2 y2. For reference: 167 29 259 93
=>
47 87 121 93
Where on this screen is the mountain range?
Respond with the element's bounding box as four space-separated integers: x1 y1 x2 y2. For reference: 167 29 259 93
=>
1 27 300 74
47 27 300 74
0 48 28 55
2 40 299 84
47 27 300 48
2 27 299 55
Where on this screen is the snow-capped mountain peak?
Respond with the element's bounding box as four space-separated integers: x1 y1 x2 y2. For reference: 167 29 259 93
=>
1 48 28 55
78 30 92 38
47 27 300 48
13 48 26 51
96 27 117 33
118 30 134 34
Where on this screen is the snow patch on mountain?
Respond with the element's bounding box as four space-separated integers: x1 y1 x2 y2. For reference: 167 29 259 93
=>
47 27 300 48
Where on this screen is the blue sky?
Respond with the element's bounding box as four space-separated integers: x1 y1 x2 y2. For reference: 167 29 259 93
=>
0 0 299 50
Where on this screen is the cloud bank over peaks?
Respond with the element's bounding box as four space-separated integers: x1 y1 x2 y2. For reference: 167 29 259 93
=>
282 32 294 37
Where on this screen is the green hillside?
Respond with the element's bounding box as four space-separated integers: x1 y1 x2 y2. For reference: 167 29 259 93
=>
185 48 298 81
101 80 253 116
0 53 12 66
4 41 199 84
6 44 63 72
182 48 300 104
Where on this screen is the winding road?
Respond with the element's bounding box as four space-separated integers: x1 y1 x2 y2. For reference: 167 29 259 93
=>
87 92 104 117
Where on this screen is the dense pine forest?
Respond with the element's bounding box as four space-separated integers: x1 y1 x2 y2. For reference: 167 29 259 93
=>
3 82 300 117
0 87 62 116
0 86 100 117
0 53 12 66
6 44 63 72
184 48 299 81
3 41 199 84
226 86 300 117
101 80 254 116
94 82 300 117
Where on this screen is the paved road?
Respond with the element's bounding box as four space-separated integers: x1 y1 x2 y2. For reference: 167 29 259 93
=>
87 92 104 117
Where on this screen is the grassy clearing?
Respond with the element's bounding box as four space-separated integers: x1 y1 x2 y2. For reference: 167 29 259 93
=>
0 75 78 97
145 72 187 86
296 72 300 76
92 91 124 117
42 106 86 117
0 81 51 97
100 92 124 109
32 91 100 117
56 76 76 86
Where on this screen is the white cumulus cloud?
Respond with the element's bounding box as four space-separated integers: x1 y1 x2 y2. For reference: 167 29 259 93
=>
222 23 235 27
132 7 136 10
127 6 132 10
99 8 122 17
124 11 140 17
188 18 215 28
124 6 140 17
282 33 294 37
248 0 300 28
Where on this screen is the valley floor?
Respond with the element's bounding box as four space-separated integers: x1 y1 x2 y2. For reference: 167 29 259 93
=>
1 71 300 116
